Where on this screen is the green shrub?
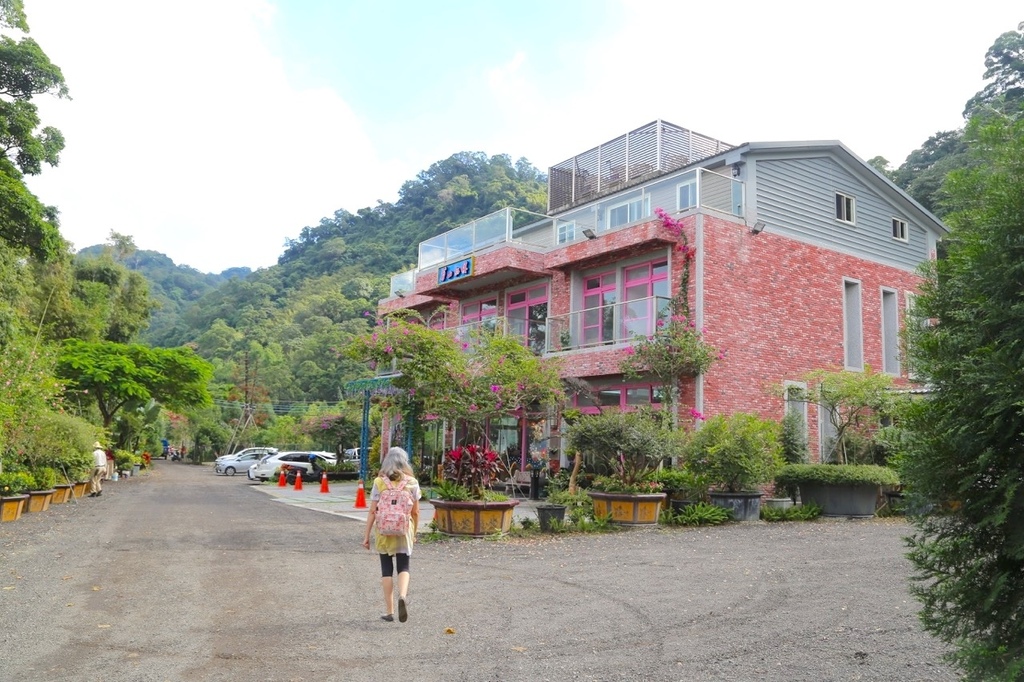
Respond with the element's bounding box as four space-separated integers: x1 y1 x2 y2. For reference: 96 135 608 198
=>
775 463 899 487
31 466 57 489
0 471 35 496
546 489 594 524
432 480 471 501
761 502 822 522
662 501 731 526
653 467 709 502
780 410 810 464
686 413 783 492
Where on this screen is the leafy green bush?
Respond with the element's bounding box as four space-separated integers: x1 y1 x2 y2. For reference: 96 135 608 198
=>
546 489 594 524
662 501 731 526
0 471 35 496
775 463 899 487
432 480 471 501
31 466 57 489
653 467 709 502
761 502 822 522
685 413 783 492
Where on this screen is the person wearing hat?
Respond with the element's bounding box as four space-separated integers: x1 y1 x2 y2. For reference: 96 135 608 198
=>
90 442 107 497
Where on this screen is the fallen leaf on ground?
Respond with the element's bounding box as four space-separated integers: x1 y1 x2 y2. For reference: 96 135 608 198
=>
444 627 456 634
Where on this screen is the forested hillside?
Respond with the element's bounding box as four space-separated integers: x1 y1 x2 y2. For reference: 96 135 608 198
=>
150 152 547 408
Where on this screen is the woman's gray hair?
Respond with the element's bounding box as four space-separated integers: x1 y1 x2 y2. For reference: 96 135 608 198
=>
380 446 414 480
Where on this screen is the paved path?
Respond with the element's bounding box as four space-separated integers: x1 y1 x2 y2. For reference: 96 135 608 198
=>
253 477 546 533
0 461 957 681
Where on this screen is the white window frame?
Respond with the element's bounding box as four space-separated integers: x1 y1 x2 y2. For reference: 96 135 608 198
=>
835 192 856 224
606 195 650 229
783 380 809 435
557 220 577 244
843 278 864 371
892 217 908 242
881 287 900 375
676 171 698 211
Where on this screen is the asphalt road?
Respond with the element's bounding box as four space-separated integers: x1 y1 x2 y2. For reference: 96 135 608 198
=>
0 461 957 681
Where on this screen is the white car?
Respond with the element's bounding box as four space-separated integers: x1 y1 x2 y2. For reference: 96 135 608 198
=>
216 446 276 464
214 451 265 476
247 451 337 481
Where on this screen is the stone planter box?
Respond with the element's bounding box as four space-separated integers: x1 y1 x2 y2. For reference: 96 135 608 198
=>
25 490 55 513
588 491 666 525
52 484 74 504
429 499 519 537
762 497 794 511
1 495 28 523
709 491 763 522
799 482 879 518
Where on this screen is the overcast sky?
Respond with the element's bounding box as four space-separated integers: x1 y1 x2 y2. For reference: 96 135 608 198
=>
22 1 1023 273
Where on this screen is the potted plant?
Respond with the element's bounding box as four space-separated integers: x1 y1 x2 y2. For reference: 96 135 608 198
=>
566 410 671 525
653 467 710 513
25 466 57 513
430 444 520 537
775 463 899 518
685 412 783 522
0 471 33 523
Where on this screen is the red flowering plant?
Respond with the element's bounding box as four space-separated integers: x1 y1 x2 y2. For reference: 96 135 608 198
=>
441 443 504 500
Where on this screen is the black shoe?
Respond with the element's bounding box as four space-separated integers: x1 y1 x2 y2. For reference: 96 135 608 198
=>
88 493 96 497
96 491 102 497
398 597 408 623
380 614 394 622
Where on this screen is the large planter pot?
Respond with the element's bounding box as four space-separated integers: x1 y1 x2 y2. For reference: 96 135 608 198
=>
1 495 28 523
588 491 666 525
72 481 90 499
762 497 794 511
430 499 520 537
799 482 879 518
709 491 763 522
536 504 566 532
25 490 55 513
52 484 74 504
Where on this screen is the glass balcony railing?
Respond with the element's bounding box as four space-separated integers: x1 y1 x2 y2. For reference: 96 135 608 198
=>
445 317 546 356
546 295 672 352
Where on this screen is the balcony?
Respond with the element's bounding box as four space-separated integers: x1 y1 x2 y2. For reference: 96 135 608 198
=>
448 316 547 356
546 295 672 353
387 170 744 299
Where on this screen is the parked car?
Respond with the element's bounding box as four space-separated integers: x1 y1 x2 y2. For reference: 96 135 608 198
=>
215 451 265 476
216 447 276 464
342 448 361 462
247 451 338 481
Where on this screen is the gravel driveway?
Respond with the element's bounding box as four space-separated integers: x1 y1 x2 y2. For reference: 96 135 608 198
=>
0 462 956 681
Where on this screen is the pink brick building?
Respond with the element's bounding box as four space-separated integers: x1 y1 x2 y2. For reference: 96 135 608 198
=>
379 121 946 465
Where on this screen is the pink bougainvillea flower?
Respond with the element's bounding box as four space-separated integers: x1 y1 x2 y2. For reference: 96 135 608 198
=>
490 384 501 392
689 408 706 421
623 346 635 355
468 404 478 412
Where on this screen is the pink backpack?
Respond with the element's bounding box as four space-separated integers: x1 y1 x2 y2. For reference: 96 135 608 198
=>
376 477 414 536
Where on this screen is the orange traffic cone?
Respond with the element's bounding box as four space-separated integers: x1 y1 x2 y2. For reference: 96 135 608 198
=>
278 470 287 487
293 469 303 491
354 479 367 509
320 471 330 494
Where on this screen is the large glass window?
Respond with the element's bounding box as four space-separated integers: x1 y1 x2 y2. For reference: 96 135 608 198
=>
582 272 617 346
677 171 697 210
507 285 548 354
461 298 497 329
574 382 664 414
623 259 669 339
607 196 650 229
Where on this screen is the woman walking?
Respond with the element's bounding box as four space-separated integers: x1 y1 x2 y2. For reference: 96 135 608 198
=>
362 446 420 622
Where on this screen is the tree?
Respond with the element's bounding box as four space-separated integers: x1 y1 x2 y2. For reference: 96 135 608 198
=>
963 22 1024 118
903 115 1024 680
0 0 69 261
57 339 213 428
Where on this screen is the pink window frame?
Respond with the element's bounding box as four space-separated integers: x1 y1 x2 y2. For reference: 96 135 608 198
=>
582 271 617 345
622 259 668 339
506 285 548 346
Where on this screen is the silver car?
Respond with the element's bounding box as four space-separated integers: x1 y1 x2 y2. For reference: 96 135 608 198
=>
215 451 265 476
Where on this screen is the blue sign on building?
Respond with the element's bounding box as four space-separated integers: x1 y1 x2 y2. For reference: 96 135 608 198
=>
438 257 474 285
